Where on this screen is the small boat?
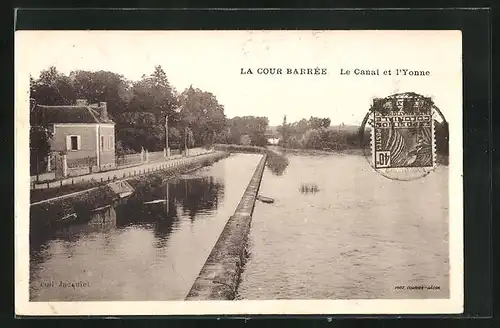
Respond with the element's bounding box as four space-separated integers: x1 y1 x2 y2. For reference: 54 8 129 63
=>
257 195 274 204
119 191 134 199
92 204 111 212
58 213 77 223
144 199 168 205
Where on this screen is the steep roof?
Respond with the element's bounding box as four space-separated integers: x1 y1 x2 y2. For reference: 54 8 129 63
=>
35 105 114 124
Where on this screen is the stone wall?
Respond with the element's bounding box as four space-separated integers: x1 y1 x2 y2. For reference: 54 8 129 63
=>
185 154 267 300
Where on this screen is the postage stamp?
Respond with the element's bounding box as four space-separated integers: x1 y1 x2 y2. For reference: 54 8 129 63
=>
363 92 441 180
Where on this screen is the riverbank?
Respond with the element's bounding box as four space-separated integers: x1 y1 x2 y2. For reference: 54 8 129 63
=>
185 154 267 300
283 147 366 156
30 152 230 229
30 151 220 203
214 144 289 176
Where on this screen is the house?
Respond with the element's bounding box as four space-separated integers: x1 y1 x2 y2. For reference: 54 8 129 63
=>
35 99 116 175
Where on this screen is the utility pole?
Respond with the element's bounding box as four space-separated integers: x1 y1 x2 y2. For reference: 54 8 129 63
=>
184 126 188 156
165 113 169 157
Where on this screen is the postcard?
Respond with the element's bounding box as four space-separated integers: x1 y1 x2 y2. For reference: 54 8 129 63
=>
15 30 463 315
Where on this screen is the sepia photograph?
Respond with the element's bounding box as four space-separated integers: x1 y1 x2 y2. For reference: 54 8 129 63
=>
15 30 463 315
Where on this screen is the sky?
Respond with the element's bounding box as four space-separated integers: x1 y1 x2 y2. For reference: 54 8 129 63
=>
16 30 462 126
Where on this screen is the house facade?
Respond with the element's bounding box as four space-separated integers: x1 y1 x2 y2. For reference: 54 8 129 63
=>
36 99 116 175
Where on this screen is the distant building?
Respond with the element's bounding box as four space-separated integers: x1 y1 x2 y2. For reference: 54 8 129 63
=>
265 125 281 145
267 138 280 145
34 99 116 172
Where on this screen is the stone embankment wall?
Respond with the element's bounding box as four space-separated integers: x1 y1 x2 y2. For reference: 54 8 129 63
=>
30 151 229 229
185 154 267 300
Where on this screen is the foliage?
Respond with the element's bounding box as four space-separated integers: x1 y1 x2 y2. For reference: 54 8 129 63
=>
29 84 54 175
30 68 76 105
219 116 269 146
70 69 132 114
117 66 180 151
179 86 226 147
115 140 137 157
213 144 266 154
276 116 369 151
240 134 252 146
212 144 289 176
30 66 228 155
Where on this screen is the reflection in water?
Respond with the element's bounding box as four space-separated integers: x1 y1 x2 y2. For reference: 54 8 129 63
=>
29 154 263 301
265 151 289 176
299 182 320 194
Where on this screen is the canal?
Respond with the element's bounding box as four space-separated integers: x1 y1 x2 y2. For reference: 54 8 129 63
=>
237 153 449 300
29 153 263 301
30 151 449 302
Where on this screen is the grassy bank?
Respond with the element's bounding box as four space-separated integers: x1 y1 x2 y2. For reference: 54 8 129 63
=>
30 153 228 204
283 147 366 156
214 144 289 176
31 179 103 204
213 144 265 154
30 184 118 229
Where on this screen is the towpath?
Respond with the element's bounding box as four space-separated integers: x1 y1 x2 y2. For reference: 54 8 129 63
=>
31 148 214 190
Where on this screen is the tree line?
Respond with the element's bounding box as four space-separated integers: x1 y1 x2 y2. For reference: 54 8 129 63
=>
29 66 275 174
276 116 370 151
276 115 449 155
29 65 448 176
30 66 229 155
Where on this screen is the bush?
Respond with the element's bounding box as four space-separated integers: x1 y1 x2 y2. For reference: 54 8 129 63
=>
214 144 265 154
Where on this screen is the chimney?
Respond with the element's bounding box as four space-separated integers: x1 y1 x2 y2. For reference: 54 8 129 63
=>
98 102 108 120
76 99 88 106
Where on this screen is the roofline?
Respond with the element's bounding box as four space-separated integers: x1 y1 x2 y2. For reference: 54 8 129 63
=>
53 123 115 127
36 104 115 124
87 107 100 123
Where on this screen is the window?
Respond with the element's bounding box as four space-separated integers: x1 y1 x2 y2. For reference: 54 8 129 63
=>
108 136 114 149
71 136 78 150
101 136 104 150
66 135 81 151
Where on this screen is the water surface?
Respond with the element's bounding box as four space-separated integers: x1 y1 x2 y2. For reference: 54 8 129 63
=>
30 154 263 301
238 153 449 300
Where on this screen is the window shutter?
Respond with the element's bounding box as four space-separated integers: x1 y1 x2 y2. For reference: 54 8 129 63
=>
77 136 81 150
66 136 71 150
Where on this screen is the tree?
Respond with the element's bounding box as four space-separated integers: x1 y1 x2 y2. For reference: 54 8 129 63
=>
29 97 53 176
240 134 252 145
70 70 132 116
300 129 322 149
224 116 269 146
308 117 331 130
118 66 180 151
128 65 179 117
179 86 226 147
30 67 76 105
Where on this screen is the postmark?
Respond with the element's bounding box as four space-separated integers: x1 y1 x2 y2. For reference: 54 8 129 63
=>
360 92 446 181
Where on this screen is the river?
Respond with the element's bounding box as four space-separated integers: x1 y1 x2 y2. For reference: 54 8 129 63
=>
29 153 263 301
29 152 449 301
237 152 449 300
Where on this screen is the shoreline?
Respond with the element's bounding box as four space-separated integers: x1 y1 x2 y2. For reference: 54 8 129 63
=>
281 147 366 156
29 152 230 229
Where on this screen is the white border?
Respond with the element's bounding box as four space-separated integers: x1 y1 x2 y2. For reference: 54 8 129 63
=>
15 30 463 316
